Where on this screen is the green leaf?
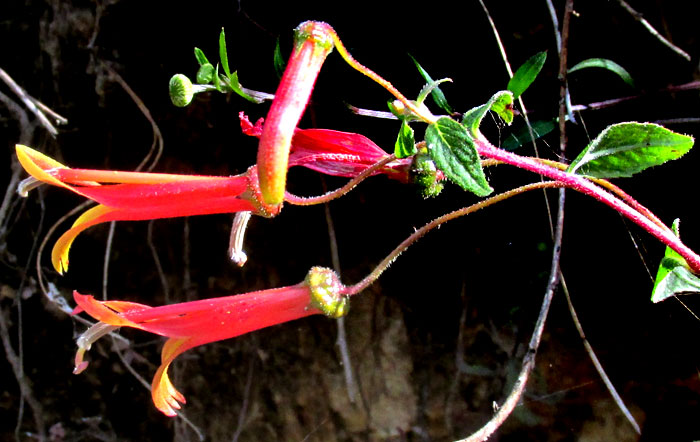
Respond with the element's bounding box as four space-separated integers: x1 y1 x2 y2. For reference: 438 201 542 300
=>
507 51 547 99
569 58 635 88
567 122 694 178
462 90 514 137
502 119 556 151
426 117 493 196
394 121 417 158
651 219 700 303
273 37 286 79
194 47 210 66
417 78 452 107
409 54 453 113
219 28 232 79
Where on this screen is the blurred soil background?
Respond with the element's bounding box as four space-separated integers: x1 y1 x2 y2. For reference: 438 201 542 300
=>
1 0 700 440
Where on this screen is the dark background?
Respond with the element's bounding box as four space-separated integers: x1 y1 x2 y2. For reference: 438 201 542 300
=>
1 0 699 440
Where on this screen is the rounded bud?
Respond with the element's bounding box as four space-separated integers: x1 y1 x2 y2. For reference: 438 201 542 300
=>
305 267 348 318
411 148 444 198
196 63 215 84
169 74 194 107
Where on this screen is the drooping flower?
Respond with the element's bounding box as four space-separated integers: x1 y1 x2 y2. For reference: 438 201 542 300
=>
256 20 335 207
72 267 348 416
241 112 413 183
15 144 276 274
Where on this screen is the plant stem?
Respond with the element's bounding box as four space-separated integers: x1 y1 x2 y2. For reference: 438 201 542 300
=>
285 154 397 205
343 181 564 295
319 24 437 124
474 138 700 272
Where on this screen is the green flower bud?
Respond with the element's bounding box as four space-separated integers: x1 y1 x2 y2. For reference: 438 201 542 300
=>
169 74 194 107
196 63 215 84
411 148 444 198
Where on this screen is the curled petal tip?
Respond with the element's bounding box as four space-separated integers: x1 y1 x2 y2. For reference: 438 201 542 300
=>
73 360 89 375
73 348 89 374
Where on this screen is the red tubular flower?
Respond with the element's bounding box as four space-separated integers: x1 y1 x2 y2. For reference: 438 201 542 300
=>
72 267 348 416
241 112 413 182
15 144 270 274
257 20 335 207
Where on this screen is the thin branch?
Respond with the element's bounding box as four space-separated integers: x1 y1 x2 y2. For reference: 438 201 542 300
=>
0 67 67 137
0 306 47 442
231 354 256 442
462 3 573 439
148 220 171 303
321 178 358 404
100 64 164 172
560 274 641 434
614 0 691 62
102 221 116 300
460 180 567 442
478 0 554 234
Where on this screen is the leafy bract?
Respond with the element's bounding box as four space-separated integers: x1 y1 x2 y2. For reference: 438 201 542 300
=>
394 121 416 158
426 117 492 196
651 220 700 303
567 122 693 178
462 90 514 137
507 51 547 99
194 47 210 66
569 58 635 88
409 55 453 113
274 37 286 79
219 28 232 80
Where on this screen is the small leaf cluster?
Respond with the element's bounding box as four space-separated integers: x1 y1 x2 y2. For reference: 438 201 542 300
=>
169 28 265 108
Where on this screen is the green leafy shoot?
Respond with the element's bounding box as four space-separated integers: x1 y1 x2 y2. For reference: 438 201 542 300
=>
651 219 700 303
426 117 492 196
502 119 556 151
194 47 210 66
568 58 635 88
409 55 453 113
567 122 694 178
394 120 417 158
219 28 232 80
507 51 547 99
462 90 514 137
274 37 286 79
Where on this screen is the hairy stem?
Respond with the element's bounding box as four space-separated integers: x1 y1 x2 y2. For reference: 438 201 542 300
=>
285 154 397 205
344 181 564 295
474 138 700 272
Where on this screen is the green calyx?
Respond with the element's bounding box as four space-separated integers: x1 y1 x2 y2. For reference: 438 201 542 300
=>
293 21 335 52
305 266 348 318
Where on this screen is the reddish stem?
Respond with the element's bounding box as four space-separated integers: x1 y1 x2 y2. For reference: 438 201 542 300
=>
474 138 700 273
